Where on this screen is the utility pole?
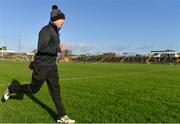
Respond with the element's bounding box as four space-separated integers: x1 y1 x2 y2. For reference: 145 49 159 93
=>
1 40 3 57
1 35 4 59
18 35 21 61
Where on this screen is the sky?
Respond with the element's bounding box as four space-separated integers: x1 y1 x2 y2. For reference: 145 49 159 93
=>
0 0 180 54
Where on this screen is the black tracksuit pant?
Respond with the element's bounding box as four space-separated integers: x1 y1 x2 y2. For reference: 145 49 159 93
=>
8 66 66 118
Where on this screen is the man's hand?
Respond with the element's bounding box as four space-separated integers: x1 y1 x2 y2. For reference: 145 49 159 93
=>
60 44 66 52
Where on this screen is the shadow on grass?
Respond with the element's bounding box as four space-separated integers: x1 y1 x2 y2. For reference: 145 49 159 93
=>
1 79 24 103
1 79 57 121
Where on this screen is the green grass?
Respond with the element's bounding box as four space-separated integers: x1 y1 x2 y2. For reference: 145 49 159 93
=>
0 61 180 123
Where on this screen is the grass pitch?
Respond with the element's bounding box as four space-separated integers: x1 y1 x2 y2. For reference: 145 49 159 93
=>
0 61 180 123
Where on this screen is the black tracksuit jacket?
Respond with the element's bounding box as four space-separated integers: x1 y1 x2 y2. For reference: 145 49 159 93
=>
33 22 61 67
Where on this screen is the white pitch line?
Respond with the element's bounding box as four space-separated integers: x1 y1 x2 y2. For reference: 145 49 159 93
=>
0 69 174 86
60 69 170 81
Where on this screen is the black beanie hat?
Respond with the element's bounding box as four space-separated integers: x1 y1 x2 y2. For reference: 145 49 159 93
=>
50 5 65 21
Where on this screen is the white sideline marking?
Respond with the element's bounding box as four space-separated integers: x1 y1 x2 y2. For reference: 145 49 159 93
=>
60 69 170 81
0 69 173 86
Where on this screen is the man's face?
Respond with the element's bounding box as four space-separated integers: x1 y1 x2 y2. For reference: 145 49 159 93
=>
54 19 65 29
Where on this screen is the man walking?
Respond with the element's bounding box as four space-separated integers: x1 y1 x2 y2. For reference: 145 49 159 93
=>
4 5 75 123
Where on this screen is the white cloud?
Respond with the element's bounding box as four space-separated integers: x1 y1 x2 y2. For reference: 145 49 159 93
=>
113 45 130 51
64 42 97 53
135 45 154 51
